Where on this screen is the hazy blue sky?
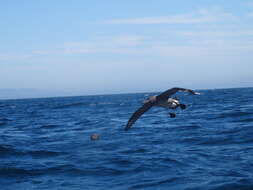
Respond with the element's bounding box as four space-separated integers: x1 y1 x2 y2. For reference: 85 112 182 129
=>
0 0 253 96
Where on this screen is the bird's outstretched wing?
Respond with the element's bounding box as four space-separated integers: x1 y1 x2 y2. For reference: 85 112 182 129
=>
125 101 154 131
157 87 200 101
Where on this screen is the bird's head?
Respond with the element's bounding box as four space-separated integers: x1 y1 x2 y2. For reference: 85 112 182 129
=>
143 95 157 104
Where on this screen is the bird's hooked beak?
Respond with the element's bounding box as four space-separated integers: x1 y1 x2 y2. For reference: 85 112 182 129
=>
143 99 149 104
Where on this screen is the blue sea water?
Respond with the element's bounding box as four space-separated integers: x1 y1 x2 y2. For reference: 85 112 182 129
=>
0 88 253 190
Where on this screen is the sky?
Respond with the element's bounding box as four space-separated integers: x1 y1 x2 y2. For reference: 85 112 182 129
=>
0 0 253 97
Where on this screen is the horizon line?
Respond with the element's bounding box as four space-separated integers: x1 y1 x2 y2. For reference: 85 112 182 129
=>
0 86 252 101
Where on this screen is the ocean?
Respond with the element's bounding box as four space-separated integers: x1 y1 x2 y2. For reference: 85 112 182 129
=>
0 87 253 190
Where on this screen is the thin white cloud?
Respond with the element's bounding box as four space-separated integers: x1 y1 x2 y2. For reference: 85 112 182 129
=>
5 37 253 61
153 45 253 57
23 35 147 57
178 30 253 37
172 29 253 55
103 8 234 24
61 35 145 54
3 25 253 62
248 12 253 17
64 35 144 48
104 15 215 24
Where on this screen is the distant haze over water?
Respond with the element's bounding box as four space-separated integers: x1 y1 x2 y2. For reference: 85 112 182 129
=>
0 86 252 100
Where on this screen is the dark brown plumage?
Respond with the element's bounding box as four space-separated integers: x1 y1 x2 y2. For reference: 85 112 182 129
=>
125 87 200 131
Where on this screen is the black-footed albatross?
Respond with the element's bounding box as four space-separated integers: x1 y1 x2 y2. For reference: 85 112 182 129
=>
125 87 200 131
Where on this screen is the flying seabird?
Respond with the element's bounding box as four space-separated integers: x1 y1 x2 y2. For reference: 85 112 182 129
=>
125 87 200 131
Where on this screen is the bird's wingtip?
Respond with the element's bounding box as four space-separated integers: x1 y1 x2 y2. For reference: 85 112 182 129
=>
124 126 130 131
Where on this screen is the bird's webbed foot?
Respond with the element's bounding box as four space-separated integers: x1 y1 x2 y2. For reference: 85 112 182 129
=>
169 113 176 118
179 104 186 110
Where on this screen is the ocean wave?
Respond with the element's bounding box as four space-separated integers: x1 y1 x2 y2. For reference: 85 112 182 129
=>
1 88 253 189
0 164 82 177
28 150 64 158
0 104 6 107
53 102 88 109
130 177 181 189
0 118 11 122
232 118 253 123
206 180 253 190
38 124 59 129
160 157 189 167
217 111 252 119
53 101 118 109
0 118 11 126
0 122 7 126
120 148 148 154
169 124 201 131
0 167 40 177
0 145 64 158
0 145 17 154
197 137 232 146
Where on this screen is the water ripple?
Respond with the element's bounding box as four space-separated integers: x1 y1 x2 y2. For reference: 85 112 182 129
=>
0 88 253 190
